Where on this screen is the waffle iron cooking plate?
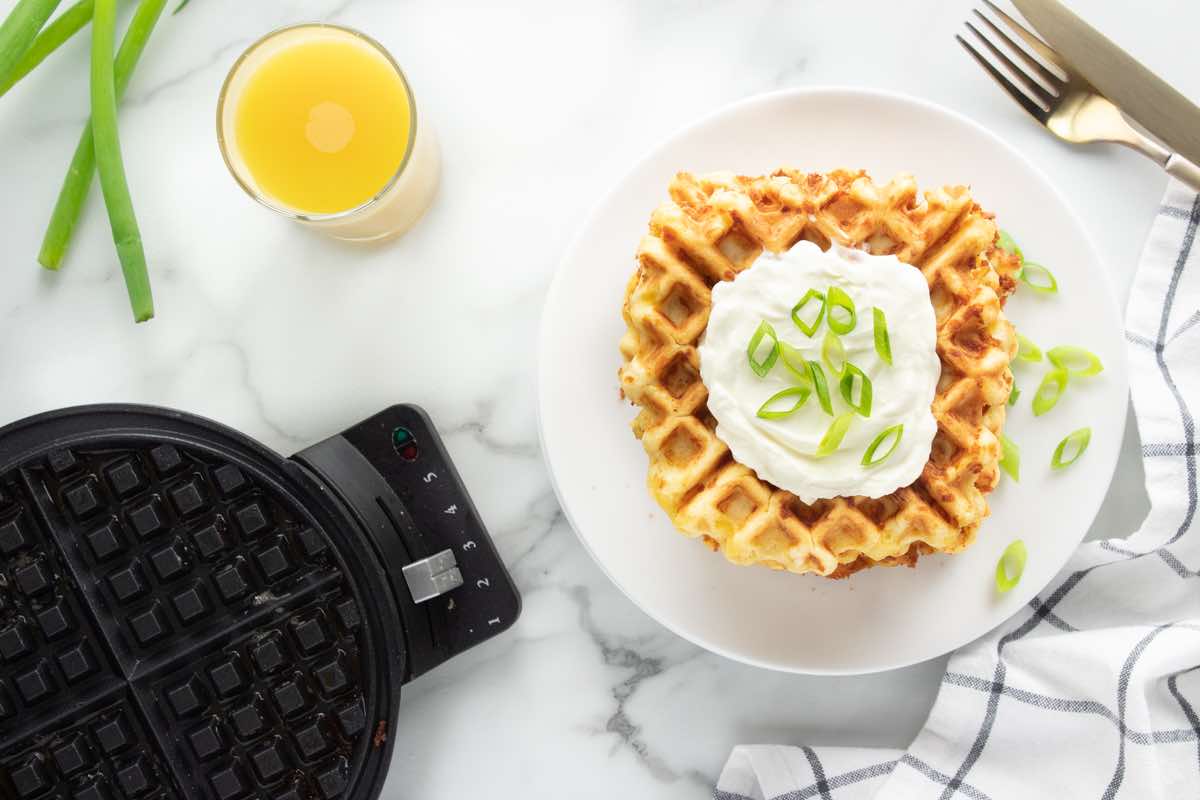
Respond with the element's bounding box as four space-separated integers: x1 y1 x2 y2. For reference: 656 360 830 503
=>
0 404 519 800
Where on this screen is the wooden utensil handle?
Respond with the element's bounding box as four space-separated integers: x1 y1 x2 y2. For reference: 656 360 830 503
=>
1165 154 1200 192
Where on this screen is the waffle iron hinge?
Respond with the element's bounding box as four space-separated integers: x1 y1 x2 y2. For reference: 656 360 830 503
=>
291 433 455 680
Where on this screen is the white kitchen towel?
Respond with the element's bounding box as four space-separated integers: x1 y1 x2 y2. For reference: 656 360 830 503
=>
716 181 1200 800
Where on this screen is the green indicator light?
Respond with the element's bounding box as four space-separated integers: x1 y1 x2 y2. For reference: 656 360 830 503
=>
393 427 413 446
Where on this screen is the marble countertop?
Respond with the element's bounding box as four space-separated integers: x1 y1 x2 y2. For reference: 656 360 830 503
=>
0 1 1194 797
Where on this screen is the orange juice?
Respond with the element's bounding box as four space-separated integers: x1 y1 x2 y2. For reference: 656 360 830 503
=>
235 37 411 214
218 25 440 241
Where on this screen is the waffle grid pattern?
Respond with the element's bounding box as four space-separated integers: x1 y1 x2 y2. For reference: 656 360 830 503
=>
0 443 373 800
619 169 1019 577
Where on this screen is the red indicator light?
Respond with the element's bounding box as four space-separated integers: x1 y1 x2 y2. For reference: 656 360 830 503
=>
400 445 419 462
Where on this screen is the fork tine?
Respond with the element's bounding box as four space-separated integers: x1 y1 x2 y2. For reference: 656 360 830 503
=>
972 10 1062 93
956 34 1050 124
981 0 1069 74
964 21 1055 106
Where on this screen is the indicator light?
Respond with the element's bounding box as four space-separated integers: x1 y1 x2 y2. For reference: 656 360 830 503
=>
400 445 419 462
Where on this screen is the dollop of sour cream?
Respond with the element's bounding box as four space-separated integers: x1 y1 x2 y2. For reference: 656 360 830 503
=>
699 241 941 503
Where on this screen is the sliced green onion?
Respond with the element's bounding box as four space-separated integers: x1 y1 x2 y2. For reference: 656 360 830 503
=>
1032 368 1068 416
873 307 892 365
815 413 854 458
995 539 1027 593
999 433 1019 481
1016 334 1042 363
791 289 825 337
838 363 873 417
808 361 834 416
997 229 1023 262
746 320 779 378
862 424 903 467
756 386 811 420
826 286 857 334
1019 262 1058 294
1046 346 1103 377
822 330 846 377
1008 377 1020 407
1051 427 1092 470
779 342 813 387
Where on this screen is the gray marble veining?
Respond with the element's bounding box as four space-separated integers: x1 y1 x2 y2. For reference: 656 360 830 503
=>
0 1 1186 797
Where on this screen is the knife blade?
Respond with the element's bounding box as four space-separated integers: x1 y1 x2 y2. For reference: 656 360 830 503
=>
1010 0 1200 166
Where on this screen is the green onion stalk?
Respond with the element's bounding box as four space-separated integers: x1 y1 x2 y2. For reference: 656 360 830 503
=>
40 0 165 286
0 0 92 98
0 0 63 86
88 0 163 321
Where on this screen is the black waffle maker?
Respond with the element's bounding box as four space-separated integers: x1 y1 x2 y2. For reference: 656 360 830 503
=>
0 404 519 800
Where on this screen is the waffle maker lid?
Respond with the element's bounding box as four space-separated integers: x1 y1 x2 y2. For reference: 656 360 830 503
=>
0 404 519 800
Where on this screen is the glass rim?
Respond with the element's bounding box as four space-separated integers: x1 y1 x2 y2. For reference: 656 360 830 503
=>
215 22 420 223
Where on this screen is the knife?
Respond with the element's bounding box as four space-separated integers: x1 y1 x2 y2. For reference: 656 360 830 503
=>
1011 0 1200 167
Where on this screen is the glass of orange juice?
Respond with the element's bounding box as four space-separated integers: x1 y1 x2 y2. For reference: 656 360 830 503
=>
217 24 439 242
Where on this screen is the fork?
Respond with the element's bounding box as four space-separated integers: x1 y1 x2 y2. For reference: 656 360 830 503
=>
958 0 1200 191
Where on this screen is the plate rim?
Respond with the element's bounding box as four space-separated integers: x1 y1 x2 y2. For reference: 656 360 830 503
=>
536 85 1130 675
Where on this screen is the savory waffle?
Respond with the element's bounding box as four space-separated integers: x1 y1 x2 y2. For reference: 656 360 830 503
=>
618 169 1019 577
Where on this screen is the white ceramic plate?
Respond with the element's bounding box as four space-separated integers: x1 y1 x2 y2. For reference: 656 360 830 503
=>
538 88 1128 675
